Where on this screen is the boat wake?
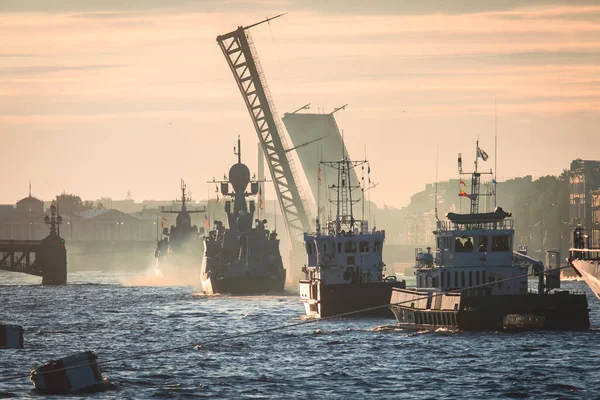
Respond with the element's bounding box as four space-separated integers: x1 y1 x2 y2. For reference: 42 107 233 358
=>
119 261 202 287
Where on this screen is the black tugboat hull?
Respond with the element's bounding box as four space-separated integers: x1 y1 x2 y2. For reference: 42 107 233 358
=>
301 281 406 318
390 289 590 331
202 274 285 295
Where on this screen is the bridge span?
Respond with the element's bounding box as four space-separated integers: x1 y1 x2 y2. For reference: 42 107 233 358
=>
0 204 66 285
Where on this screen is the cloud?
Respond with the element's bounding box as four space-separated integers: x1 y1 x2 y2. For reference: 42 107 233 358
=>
0 64 129 76
2 0 600 16
0 53 40 57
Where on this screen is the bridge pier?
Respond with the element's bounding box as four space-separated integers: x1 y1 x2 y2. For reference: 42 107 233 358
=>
40 234 67 285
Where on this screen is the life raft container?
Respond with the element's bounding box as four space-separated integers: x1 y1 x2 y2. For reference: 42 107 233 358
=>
30 351 107 394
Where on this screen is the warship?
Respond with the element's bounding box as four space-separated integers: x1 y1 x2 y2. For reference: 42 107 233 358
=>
390 142 590 331
569 227 600 301
299 152 405 318
154 180 205 273
201 137 285 294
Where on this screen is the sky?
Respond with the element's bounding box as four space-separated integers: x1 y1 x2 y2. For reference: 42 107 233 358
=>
0 0 599 208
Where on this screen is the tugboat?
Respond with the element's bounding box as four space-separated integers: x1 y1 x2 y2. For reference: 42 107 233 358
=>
201 136 285 294
154 180 205 272
569 227 600 300
299 152 406 318
390 142 590 331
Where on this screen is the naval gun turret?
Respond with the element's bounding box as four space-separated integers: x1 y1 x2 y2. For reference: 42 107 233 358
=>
201 136 285 294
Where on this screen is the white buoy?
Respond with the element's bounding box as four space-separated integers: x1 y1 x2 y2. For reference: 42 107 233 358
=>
30 351 108 394
0 324 23 349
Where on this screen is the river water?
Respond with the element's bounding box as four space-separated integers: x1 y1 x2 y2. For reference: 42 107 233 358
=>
1 270 599 399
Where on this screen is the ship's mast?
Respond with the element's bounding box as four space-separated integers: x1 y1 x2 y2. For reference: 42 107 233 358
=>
458 141 494 216
470 141 481 214
180 179 187 212
322 153 366 235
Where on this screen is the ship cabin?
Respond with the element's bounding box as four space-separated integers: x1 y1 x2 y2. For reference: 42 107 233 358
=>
303 219 386 285
415 211 528 296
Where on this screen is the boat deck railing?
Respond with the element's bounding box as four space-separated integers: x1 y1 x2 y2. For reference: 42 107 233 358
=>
438 219 514 232
569 248 600 261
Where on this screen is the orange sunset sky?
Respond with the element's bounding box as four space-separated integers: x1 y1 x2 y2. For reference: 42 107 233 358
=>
0 0 599 208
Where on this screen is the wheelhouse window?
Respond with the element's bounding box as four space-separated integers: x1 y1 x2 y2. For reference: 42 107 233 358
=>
359 241 370 253
492 236 510 252
478 236 488 252
337 242 342 254
306 243 313 254
374 241 382 253
455 237 474 252
344 241 357 253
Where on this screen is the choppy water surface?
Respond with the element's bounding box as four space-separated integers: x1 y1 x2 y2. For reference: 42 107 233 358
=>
1 270 599 399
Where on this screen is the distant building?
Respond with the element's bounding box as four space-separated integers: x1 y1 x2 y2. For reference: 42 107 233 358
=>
0 193 47 240
67 209 154 241
591 189 600 248
569 160 600 233
16 194 44 214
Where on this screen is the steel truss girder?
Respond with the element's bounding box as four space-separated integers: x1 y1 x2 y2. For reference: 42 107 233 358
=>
217 27 311 245
0 248 41 276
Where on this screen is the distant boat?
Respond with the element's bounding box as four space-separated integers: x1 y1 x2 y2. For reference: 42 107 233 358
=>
569 227 600 301
390 142 590 331
154 180 205 274
201 137 285 294
299 151 405 318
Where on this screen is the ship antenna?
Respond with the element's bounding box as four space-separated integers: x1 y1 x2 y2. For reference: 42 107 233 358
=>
317 146 322 233
474 138 479 174
235 135 241 164
362 145 366 225
181 179 187 212
470 140 480 214
435 145 439 221
494 98 498 209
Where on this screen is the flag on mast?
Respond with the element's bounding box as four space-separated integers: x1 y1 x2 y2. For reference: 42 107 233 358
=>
477 147 489 161
460 179 466 186
204 214 209 228
459 190 474 200
258 185 263 210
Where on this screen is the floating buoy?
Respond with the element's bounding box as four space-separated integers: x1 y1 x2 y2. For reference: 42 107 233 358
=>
0 324 23 349
30 351 108 394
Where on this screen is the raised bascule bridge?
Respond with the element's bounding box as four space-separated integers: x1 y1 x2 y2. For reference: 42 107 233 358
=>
217 15 361 277
0 204 67 285
217 15 312 277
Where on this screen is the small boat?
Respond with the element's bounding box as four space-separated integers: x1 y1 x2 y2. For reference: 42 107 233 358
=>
154 180 205 274
390 142 590 331
299 151 405 318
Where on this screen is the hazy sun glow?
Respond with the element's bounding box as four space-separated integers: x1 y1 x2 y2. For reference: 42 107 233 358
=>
1 1 598 207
